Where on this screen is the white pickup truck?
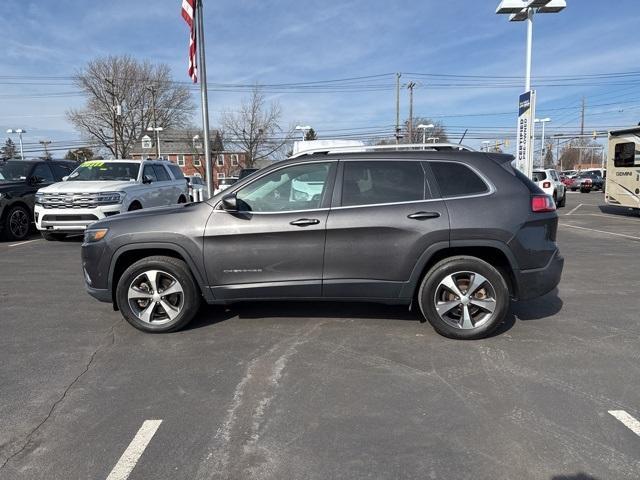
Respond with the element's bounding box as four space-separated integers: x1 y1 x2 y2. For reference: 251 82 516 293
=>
34 159 188 240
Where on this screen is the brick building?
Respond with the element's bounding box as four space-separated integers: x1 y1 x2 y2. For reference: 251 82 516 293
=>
131 130 249 187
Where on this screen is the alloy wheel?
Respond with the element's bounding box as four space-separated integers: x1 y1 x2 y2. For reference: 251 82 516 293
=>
9 209 29 239
433 271 497 330
127 270 185 325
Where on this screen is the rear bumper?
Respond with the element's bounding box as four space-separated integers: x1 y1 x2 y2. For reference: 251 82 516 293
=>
514 249 564 300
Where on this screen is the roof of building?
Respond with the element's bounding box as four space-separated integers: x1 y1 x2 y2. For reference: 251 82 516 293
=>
131 129 232 155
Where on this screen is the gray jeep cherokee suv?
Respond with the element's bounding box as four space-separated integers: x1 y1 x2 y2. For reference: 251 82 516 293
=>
81 150 563 339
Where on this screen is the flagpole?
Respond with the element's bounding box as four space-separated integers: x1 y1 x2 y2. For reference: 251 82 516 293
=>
196 0 213 198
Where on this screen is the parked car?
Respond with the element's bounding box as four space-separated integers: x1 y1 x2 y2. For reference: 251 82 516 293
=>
34 159 188 241
561 170 578 178
213 177 238 195
578 171 605 191
0 159 76 240
185 175 205 201
567 174 594 193
81 148 563 340
532 169 566 207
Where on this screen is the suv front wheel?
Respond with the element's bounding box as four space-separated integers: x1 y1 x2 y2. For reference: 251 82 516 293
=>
116 255 201 333
418 256 509 339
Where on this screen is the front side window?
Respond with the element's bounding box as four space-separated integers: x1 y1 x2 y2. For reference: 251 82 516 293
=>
143 165 158 182
236 162 332 212
31 163 55 183
430 162 489 198
614 142 637 168
67 161 140 181
341 161 425 207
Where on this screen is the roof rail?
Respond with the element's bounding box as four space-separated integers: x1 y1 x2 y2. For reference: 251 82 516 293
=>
289 142 475 158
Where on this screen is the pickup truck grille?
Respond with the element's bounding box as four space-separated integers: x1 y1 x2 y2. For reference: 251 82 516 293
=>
40 193 100 209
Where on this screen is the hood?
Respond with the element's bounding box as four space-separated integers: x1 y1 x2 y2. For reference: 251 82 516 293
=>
90 202 209 230
38 180 136 193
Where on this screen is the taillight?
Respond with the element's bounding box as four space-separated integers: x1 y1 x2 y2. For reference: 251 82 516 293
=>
531 195 556 213
543 181 551 188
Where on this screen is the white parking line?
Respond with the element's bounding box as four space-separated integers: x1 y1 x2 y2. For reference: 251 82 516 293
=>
106 420 163 480
8 239 41 247
609 410 640 437
565 203 583 216
560 223 640 241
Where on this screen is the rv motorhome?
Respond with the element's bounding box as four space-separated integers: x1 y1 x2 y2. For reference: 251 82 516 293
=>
605 127 640 210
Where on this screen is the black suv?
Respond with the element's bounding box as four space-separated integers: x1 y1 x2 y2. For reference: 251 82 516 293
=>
0 159 76 240
81 150 563 339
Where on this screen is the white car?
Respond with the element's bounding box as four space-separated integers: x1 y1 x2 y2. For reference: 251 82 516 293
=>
532 169 566 208
34 159 188 240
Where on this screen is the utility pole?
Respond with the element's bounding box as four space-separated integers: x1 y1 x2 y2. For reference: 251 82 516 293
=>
39 140 51 159
407 81 416 144
147 85 161 158
395 73 402 144
580 97 585 136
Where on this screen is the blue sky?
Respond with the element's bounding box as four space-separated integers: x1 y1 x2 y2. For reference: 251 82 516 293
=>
2 0 640 157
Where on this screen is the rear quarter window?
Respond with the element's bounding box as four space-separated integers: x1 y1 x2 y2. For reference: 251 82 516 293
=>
168 164 185 179
532 171 547 182
430 162 489 198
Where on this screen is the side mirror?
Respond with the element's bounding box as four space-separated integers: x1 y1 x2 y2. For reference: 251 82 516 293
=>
142 175 153 184
221 193 238 211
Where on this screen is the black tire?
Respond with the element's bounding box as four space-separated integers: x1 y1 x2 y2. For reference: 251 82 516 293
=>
2 204 30 241
178 195 187 204
128 201 142 211
580 187 590 193
418 256 510 340
41 231 67 241
557 193 566 208
116 255 201 333
571 188 577 192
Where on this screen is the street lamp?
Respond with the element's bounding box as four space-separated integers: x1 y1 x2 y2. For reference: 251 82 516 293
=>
295 125 311 141
147 126 164 158
495 1 567 92
6 129 26 159
534 117 551 166
417 124 435 144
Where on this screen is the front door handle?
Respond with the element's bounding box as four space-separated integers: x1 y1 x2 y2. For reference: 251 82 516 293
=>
407 211 441 220
290 218 320 227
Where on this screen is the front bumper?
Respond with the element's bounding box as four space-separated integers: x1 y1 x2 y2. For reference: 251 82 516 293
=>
514 249 564 301
35 204 123 232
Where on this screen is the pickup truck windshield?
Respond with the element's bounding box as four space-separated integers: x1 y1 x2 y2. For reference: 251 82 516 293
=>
0 162 31 182
68 161 140 181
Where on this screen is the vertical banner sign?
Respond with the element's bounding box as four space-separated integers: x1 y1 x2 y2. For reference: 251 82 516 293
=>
517 90 536 178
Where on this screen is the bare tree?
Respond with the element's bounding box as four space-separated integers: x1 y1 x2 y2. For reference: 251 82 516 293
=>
221 86 293 167
67 55 194 159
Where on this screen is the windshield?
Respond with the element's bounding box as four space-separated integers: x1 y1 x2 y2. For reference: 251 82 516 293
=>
0 162 32 182
67 161 140 181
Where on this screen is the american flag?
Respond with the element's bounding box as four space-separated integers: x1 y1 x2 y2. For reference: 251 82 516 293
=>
181 0 197 83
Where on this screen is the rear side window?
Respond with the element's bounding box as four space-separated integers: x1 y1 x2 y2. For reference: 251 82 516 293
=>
168 164 185 179
532 171 547 182
153 164 170 181
341 161 425 207
430 162 489 197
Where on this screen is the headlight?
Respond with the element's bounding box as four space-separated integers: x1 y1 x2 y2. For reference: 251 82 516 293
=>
84 228 109 243
95 192 124 205
35 192 43 204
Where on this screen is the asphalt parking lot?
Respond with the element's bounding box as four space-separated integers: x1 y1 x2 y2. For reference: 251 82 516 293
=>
1 192 639 480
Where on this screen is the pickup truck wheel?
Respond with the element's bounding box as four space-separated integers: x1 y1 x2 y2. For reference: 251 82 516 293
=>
41 232 67 241
3 205 30 241
418 256 509 340
116 255 201 333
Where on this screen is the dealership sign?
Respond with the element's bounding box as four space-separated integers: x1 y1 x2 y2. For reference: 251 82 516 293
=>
516 90 536 178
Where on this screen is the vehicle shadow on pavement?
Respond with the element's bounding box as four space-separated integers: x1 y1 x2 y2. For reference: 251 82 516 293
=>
510 288 563 321
598 204 640 217
185 301 420 331
551 474 600 480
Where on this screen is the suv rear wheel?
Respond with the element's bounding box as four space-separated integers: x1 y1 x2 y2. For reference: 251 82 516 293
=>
116 255 201 333
418 256 509 339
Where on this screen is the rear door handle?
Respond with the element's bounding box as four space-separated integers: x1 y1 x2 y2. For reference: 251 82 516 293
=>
407 211 441 220
290 218 320 227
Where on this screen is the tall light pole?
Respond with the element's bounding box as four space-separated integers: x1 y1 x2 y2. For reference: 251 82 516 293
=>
417 124 434 144
534 117 551 166
147 126 164 158
295 125 311 141
6 129 26 159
